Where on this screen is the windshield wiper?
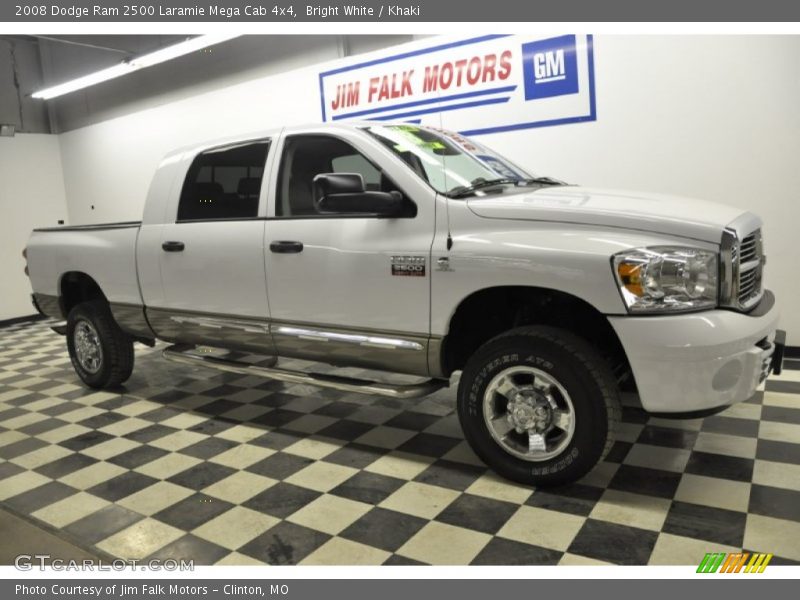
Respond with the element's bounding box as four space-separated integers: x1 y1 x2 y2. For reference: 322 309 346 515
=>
447 178 519 198
517 176 568 186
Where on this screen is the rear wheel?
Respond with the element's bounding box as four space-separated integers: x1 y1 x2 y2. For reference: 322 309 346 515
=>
457 325 620 487
66 300 134 389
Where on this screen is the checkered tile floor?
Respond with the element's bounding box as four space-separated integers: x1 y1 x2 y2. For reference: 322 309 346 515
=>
1 319 800 566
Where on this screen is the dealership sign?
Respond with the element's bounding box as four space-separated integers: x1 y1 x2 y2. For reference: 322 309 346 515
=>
318 34 596 136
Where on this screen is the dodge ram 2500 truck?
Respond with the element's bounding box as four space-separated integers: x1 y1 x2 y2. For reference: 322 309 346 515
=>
25 122 785 486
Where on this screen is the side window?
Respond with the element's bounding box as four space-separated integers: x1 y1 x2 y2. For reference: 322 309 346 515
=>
276 135 395 217
177 140 269 221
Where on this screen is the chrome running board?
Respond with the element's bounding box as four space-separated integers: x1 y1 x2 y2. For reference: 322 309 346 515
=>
162 344 447 399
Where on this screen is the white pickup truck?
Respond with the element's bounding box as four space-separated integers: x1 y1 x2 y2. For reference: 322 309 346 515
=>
25 123 785 486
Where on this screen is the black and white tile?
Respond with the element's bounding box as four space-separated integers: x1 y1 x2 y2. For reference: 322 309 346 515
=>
1 319 799 565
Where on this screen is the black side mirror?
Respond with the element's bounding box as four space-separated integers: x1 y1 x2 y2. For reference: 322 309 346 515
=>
313 173 405 217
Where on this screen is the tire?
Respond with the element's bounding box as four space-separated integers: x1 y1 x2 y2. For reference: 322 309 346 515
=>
66 300 134 389
457 325 620 487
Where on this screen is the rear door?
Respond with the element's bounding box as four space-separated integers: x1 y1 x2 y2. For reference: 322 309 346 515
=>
148 139 275 354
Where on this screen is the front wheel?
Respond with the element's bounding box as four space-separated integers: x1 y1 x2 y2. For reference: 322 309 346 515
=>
66 300 134 389
457 325 620 487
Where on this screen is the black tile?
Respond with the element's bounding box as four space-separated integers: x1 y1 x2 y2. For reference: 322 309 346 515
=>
685 451 754 482
383 554 427 565
108 445 169 469
58 430 115 451
153 493 234 530
94 396 139 411
4 481 77 514
663 501 746 547
243 482 322 519
436 493 517 535
331 471 405 505
18 417 68 436
769 555 800 566
0 407 27 421
4 392 45 407
384 411 440 431
636 425 698 450
761 405 800 425
76 412 127 430
167 462 237 491
322 443 388 470
313 402 359 419
194 399 241 416
88 471 160 502
64 504 144 545
397 433 461 458
149 389 193 404
0 461 25 480
252 392 296 408
146 534 230 565
701 416 760 438
748 484 800 522
187 418 236 436
317 419 374 442
745 390 764 405
0 437 48 459
246 452 313 480
414 459 485 491
179 437 239 460
756 439 800 465
35 453 99 478
340 507 427 552
252 409 305 428
567 519 658 565
249 430 307 451
604 441 633 463
472 538 562 565
239 521 330 565
765 380 800 395
40 401 84 417
123 424 179 443
139 406 183 423
608 464 682 499
526 483 604 517
200 384 245 398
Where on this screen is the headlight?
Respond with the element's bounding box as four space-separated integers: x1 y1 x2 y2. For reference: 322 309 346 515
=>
612 247 718 313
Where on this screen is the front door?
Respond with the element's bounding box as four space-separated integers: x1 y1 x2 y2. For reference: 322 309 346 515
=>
264 131 435 375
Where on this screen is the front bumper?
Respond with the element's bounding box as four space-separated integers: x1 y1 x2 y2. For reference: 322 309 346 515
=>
609 290 783 413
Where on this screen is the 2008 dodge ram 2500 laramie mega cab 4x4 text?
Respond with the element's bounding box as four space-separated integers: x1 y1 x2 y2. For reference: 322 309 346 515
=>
25 123 785 486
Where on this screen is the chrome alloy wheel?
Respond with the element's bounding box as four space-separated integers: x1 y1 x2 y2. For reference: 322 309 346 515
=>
482 366 576 461
74 320 103 374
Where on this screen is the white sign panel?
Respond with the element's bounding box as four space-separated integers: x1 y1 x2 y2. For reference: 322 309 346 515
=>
319 34 596 136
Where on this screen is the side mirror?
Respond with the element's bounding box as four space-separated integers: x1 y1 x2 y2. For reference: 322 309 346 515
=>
313 173 405 217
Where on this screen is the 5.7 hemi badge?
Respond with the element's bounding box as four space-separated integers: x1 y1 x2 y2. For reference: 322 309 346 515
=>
391 256 426 277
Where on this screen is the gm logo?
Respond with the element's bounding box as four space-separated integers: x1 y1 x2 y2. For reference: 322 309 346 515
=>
521 35 580 100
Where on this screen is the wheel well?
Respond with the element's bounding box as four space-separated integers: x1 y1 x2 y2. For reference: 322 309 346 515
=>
441 286 633 387
59 272 107 317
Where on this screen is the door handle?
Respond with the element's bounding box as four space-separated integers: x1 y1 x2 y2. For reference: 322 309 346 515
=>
162 241 185 252
270 241 304 254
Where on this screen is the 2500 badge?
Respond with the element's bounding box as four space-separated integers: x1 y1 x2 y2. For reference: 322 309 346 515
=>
391 256 426 277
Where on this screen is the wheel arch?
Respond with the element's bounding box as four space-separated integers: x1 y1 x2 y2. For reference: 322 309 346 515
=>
58 271 108 317
439 285 634 388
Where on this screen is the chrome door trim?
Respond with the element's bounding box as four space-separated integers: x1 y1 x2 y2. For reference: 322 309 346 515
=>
271 325 424 351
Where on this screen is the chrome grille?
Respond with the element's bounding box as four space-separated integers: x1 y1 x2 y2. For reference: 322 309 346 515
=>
721 226 764 311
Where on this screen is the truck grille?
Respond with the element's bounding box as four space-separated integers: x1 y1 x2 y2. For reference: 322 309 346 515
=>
722 227 764 311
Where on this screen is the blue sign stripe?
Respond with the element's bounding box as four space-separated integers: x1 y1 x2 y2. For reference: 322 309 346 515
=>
331 85 518 121
372 96 511 122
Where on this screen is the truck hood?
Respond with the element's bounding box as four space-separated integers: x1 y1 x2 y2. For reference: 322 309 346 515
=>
466 186 749 244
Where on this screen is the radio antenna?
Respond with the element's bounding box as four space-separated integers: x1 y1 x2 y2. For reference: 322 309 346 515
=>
437 113 453 251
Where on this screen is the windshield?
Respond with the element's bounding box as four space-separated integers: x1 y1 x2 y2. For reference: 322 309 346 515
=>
364 124 539 198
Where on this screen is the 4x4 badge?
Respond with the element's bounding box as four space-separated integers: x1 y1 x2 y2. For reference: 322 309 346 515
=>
391 256 426 277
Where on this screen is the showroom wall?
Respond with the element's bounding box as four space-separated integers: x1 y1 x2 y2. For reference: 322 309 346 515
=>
0 134 69 320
